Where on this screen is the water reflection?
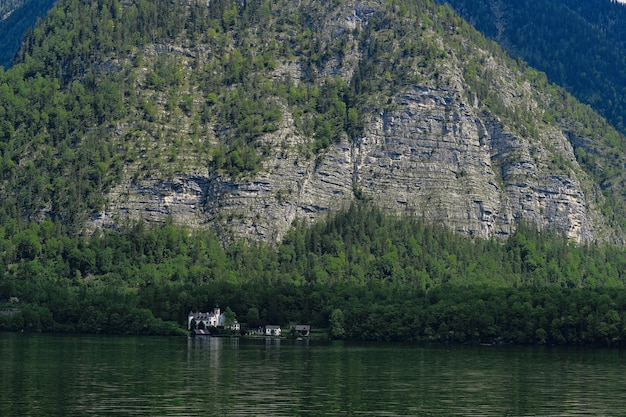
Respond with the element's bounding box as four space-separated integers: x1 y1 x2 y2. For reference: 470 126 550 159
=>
2 334 626 416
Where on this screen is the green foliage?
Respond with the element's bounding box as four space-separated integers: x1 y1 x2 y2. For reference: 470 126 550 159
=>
1 204 626 346
222 306 237 329
1 0 625 235
329 308 346 339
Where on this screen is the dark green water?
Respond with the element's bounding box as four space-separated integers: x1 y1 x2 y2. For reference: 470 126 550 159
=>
1 333 625 416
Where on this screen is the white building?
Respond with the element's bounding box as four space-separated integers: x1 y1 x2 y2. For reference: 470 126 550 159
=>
188 306 240 331
265 325 281 336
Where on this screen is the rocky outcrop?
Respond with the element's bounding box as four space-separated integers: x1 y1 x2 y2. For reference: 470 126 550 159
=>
90 0 609 244
99 82 601 243
354 86 598 242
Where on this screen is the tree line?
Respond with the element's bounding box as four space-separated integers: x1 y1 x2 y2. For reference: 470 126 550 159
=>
2 204 626 346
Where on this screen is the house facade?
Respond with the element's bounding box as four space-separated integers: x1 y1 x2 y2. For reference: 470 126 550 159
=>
265 325 281 336
188 306 240 331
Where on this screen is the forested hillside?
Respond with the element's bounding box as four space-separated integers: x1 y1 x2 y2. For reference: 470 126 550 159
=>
2 0 626 344
0 0 57 69
2 204 626 345
439 0 626 135
2 0 626 243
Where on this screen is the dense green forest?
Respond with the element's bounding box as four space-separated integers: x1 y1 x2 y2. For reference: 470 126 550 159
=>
2 204 626 346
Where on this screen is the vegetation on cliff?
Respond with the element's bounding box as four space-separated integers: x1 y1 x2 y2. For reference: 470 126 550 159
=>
440 0 626 135
438 0 626 227
0 0 623 238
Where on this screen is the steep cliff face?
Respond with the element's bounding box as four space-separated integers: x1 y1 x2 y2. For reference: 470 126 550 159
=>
100 92 600 244
83 0 615 243
357 86 597 242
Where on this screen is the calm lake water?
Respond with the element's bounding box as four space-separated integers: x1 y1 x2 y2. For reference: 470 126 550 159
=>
1 333 625 416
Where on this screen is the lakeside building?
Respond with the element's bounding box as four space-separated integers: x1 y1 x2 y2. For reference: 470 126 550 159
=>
189 307 311 338
265 325 281 336
188 306 240 332
290 324 311 337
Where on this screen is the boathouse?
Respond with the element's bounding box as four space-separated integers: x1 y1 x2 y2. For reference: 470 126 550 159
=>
290 324 311 337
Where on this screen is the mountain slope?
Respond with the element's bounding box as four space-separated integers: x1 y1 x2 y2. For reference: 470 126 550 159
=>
3 0 626 243
438 0 626 135
0 0 57 69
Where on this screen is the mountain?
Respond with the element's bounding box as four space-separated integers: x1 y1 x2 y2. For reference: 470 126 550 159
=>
2 0 626 245
438 0 626 135
5 0 626 343
0 0 57 69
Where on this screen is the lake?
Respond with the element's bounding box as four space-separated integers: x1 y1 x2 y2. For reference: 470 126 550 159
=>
1 333 625 416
